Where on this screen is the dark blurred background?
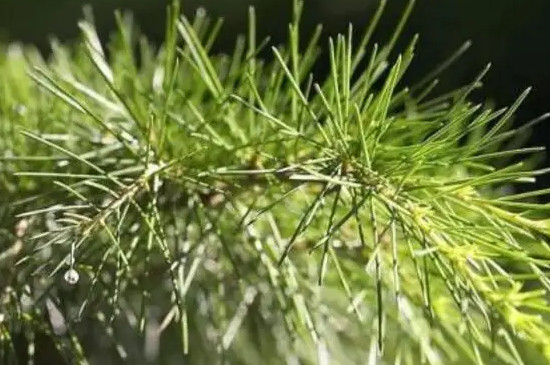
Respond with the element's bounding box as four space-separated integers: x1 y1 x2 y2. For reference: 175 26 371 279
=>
1 0 550 184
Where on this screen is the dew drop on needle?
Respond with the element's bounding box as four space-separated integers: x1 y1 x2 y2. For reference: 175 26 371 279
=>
64 268 80 285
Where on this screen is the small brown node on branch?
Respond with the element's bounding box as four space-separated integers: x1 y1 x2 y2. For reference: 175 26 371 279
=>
248 153 263 170
199 181 229 207
342 160 354 175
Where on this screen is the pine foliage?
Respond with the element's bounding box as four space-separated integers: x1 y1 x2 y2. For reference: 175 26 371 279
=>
2 1 550 363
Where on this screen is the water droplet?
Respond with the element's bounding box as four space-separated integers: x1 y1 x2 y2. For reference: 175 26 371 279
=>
64 268 79 285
